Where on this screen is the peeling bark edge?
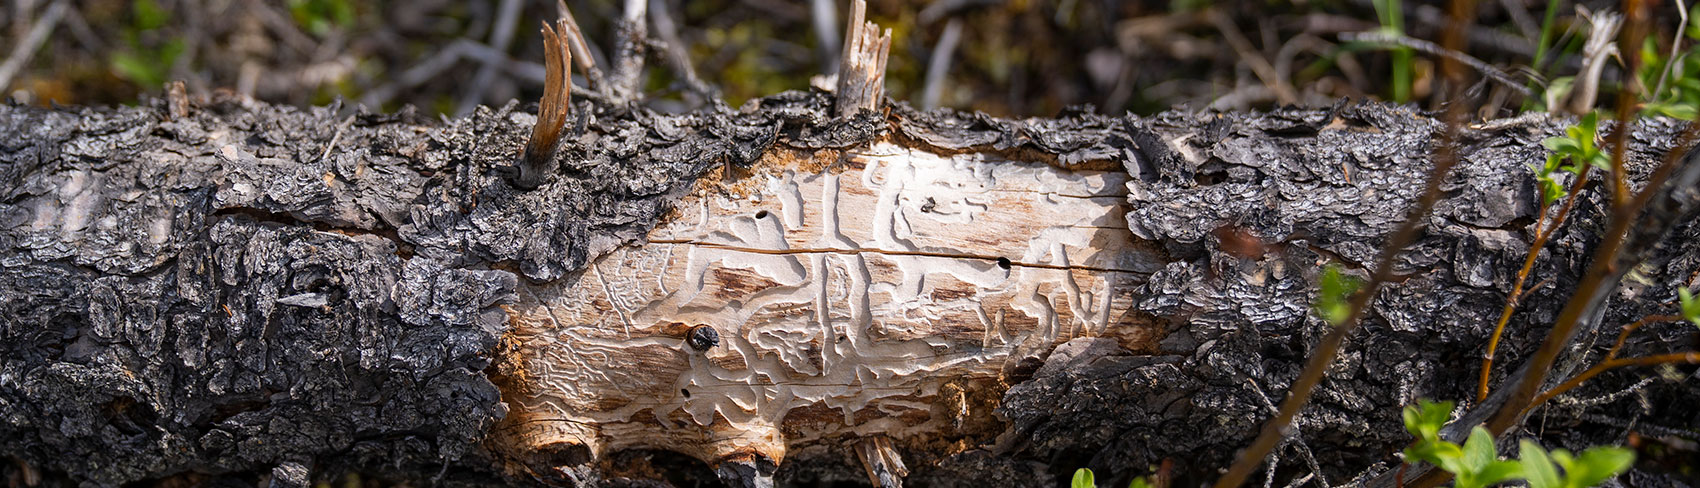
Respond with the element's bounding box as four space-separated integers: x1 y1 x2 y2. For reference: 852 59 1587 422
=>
0 93 1696 487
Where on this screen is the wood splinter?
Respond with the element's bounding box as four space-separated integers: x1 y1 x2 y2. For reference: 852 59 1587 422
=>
512 19 574 190
834 0 891 118
856 436 909 488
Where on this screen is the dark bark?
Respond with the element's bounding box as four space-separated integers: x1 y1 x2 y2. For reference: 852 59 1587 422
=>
0 93 1696 487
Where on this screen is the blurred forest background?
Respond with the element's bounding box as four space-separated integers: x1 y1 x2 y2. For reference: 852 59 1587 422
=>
1 0 1697 119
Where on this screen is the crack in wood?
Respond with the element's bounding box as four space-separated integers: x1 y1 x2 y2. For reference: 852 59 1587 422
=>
644 239 1153 275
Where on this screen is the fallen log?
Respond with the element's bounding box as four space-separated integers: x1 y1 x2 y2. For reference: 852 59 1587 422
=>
4 4 1700 483
2 88 1698 487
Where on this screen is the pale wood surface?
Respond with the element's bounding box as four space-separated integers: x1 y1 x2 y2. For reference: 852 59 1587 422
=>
495 140 1167 473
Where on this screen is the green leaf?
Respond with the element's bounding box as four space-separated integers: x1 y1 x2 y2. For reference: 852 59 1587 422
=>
1538 175 1566 206
1073 468 1097 488
1564 447 1634 488
1402 399 1453 442
1679 288 1700 326
1429 442 1469 478
1585 151 1611 170
1543 136 1581 154
1314 265 1363 326
133 0 171 30
1550 449 1575 470
1643 102 1699 120
1462 426 1498 473
1472 460 1525 488
1540 153 1562 175
1129 476 1153 488
1521 440 1562 488
1405 440 1465 473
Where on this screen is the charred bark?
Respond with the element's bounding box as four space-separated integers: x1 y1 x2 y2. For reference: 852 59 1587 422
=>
0 92 1696 488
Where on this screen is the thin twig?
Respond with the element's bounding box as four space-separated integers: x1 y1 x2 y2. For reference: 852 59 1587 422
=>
56 1 103 53
1245 379 1329 488
812 0 841 74
245 0 318 57
1209 9 1300 105
1605 3 1649 212
1653 0 1689 102
316 115 357 163
456 0 524 116
648 0 717 102
1524 352 1700 415
1338 31 1533 97
1478 166 1594 401
1603 315 1681 360
359 40 603 109
0 0 65 93
557 0 608 96
920 18 963 110
608 0 650 103
1498 0 1540 40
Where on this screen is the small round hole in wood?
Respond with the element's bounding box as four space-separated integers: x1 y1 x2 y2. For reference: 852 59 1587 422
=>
687 325 720 351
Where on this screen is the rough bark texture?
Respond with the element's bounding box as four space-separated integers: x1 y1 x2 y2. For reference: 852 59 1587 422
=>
0 92 1696 488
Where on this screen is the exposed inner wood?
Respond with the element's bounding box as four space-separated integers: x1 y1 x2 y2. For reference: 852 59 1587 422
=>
494 141 1166 476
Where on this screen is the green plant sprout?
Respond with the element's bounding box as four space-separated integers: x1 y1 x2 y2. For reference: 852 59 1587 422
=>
1679 288 1700 326
1401 399 1636 488
110 0 185 89
1072 468 1155 488
1518 440 1636 488
1074 467 1096 488
1314 264 1363 326
1640 4 1700 120
1537 112 1609 205
288 0 355 37
1371 0 1413 103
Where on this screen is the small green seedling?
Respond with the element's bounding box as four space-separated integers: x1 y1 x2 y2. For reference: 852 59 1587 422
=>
1679 288 1700 326
1518 440 1635 488
1073 468 1096 488
1402 399 1635 488
109 0 186 88
288 0 356 37
1401 399 1453 444
1071 468 1153 488
1640 4 1700 120
1402 401 1520 488
1314 264 1363 326
1538 112 1609 205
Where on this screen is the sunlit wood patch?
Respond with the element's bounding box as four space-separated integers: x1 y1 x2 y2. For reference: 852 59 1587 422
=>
494 141 1165 476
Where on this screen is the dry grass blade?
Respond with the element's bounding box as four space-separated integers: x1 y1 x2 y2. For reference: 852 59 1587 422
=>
1209 9 1299 105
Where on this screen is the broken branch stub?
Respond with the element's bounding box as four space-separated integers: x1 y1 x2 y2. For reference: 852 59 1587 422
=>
492 140 1166 483
514 20 574 190
834 0 892 118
